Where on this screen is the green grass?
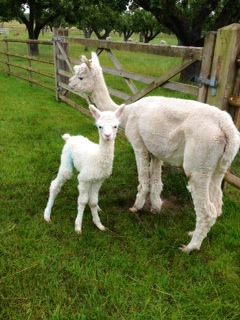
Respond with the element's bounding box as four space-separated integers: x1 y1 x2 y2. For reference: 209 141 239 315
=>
0 70 240 320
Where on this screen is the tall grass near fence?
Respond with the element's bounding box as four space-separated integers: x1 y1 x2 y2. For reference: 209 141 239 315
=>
0 73 240 319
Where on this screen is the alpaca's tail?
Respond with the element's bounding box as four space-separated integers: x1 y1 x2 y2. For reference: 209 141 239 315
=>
62 133 71 142
219 113 240 172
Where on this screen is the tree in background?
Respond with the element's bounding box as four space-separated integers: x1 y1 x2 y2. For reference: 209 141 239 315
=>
132 0 240 46
115 11 135 42
76 4 117 39
73 0 128 40
133 9 167 43
0 0 75 55
132 0 240 81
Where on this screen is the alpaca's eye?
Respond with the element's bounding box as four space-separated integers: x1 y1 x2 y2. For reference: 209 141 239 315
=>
78 77 83 80
113 125 117 129
98 125 102 129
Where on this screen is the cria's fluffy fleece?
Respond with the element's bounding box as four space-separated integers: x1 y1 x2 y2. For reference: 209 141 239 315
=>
69 52 240 253
44 104 125 233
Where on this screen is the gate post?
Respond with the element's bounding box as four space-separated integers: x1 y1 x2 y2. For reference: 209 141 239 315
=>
205 23 240 110
53 28 69 101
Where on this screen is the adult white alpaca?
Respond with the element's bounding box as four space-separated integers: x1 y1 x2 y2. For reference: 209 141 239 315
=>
44 104 125 233
69 53 240 252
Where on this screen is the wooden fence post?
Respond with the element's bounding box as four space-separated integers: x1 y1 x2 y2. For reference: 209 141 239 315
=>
53 28 69 101
206 23 240 110
197 31 216 103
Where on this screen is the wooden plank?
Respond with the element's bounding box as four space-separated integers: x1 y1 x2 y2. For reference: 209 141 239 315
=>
197 32 216 102
4 39 10 75
206 24 240 110
56 41 73 73
27 41 33 85
106 49 138 94
7 71 54 91
125 58 197 104
0 50 54 65
59 94 91 117
108 87 130 100
68 38 203 60
225 171 240 189
4 61 54 79
2 39 52 45
163 81 198 96
103 66 155 84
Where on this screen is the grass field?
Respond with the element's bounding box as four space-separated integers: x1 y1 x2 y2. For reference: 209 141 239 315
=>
0 67 240 319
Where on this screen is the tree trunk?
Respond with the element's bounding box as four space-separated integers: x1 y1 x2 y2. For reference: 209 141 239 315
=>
29 42 39 56
27 27 41 56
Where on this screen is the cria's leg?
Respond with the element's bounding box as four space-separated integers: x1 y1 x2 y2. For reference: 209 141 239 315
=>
75 178 91 234
149 156 163 213
130 148 150 213
88 181 105 231
180 173 217 253
44 152 73 222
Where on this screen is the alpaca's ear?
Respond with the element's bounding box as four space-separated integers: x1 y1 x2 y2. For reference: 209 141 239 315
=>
115 104 125 121
89 104 101 119
80 55 91 69
91 52 100 68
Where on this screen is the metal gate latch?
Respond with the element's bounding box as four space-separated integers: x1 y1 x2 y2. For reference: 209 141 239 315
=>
196 76 218 96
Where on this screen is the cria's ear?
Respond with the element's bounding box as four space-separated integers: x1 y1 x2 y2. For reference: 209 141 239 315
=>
115 104 125 122
91 52 101 68
80 55 91 69
73 65 80 74
89 104 101 120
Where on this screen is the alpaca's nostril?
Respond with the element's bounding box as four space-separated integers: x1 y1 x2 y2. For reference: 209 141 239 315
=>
105 134 111 139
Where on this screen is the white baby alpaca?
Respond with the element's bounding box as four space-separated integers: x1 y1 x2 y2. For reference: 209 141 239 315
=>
44 104 124 233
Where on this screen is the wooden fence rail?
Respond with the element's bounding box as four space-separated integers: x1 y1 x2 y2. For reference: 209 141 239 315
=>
0 38 54 91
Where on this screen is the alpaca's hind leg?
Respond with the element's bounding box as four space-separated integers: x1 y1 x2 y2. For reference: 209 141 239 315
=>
209 169 226 217
44 155 73 222
180 172 217 253
149 156 163 213
75 178 91 234
88 181 105 231
130 148 150 213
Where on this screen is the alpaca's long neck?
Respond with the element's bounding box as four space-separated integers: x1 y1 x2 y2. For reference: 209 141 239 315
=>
98 136 115 174
89 71 118 112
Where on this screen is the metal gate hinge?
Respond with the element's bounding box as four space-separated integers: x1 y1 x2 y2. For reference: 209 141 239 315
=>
196 76 218 96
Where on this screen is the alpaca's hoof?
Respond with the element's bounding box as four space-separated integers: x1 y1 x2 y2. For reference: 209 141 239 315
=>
75 227 82 234
179 244 199 254
179 244 191 254
97 224 106 231
129 206 138 213
150 207 161 214
187 231 194 238
44 214 51 223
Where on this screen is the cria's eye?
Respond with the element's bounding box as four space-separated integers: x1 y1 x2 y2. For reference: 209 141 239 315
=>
113 125 117 129
78 77 83 80
98 125 102 129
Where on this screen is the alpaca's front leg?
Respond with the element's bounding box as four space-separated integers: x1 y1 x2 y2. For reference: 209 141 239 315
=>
89 181 106 231
130 148 150 213
75 179 90 234
149 157 163 213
